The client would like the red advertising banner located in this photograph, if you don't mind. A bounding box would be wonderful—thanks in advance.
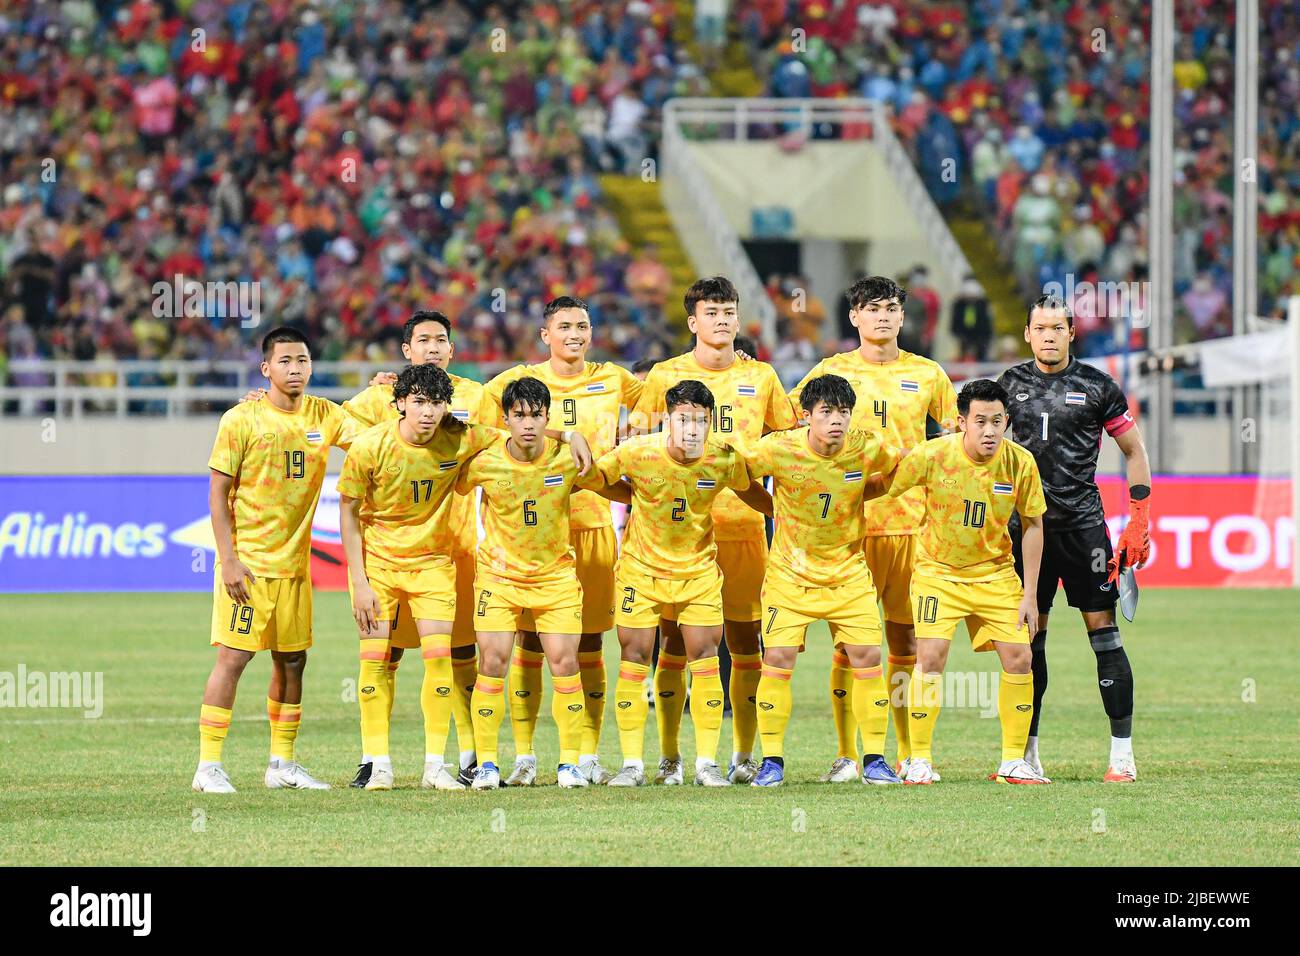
[1096,476,1293,587]
[305,477,1296,592]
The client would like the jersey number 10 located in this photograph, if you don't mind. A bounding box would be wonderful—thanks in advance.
[962,499,986,528]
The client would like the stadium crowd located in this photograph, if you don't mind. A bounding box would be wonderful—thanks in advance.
[0,0,705,376]
[742,0,1299,356]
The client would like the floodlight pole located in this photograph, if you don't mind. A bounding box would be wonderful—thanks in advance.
[1148,0,1174,473]
[1290,295,1300,587]
[1232,0,1259,473]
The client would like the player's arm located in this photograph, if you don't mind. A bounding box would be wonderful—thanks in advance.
[930,369,959,435]
[626,369,664,436]
[735,480,773,518]
[763,365,800,436]
[583,476,633,505]
[543,427,592,475]
[863,443,909,501]
[339,493,381,635]
[1109,424,1152,578]
[1017,512,1044,634]
[878,443,926,498]
[209,469,255,604]
[786,361,823,424]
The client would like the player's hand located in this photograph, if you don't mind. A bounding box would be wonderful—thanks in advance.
[369,371,398,387]
[222,559,256,605]
[240,387,266,403]
[566,431,593,476]
[1016,593,1039,634]
[352,580,381,635]
[735,349,753,362]
[1107,497,1151,583]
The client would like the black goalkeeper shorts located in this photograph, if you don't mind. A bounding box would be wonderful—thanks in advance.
[1012,521,1117,614]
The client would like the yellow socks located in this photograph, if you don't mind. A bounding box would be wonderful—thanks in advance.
[386,660,399,720]
[198,703,232,764]
[887,653,915,762]
[470,673,506,766]
[999,671,1035,762]
[420,635,454,761]
[729,651,762,758]
[578,649,606,759]
[756,662,794,759]
[654,651,687,760]
[451,652,478,755]
[551,672,586,766]
[688,656,725,766]
[908,670,943,762]
[829,649,856,760]
[509,646,544,756]
[267,697,301,762]
[851,665,890,757]
[614,660,650,765]
[358,638,392,758]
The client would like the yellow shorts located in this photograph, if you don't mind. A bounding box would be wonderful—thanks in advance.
[716,536,767,622]
[210,565,312,653]
[761,569,882,648]
[910,572,1028,652]
[362,561,458,625]
[615,560,724,630]
[474,571,585,634]
[351,554,476,651]
[573,525,617,634]
[863,534,916,625]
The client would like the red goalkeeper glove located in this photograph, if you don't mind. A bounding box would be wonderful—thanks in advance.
[1107,493,1151,583]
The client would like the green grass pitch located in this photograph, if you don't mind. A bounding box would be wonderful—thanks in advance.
[1,589,1296,866]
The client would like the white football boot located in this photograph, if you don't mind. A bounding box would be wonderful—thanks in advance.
[505,755,537,787]
[819,757,859,783]
[264,760,330,789]
[693,763,731,787]
[422,762,467,791]
[903,757,937,785]
[607,764,647,787]
[654,756,684,786]
[994,758,1052,785]
[557,764,589,789]
[578,757,613,785]
[192,764,236,794]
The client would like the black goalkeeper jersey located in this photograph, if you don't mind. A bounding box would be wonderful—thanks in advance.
[998,358,1135,532]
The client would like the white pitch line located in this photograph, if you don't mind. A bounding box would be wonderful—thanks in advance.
[0,714,268,726]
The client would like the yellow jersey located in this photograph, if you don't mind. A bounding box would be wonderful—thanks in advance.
[593,434,750,580]
[888,432,1047,582]
[632,351,797,542]
[484,360,643,532]
[790,348,957,537]
[746,428,902,587]
[335,419,502,571]
[342,373,491,556]
[208,394,359,578]
[455,437,602,584]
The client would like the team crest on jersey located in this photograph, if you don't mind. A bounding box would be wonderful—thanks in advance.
[736,384,757,397]
[696,479,717,489]
[899,380,919,393]
[451,409,469,421]
[844,471,863,482]
[305,430,323,444]
[439,460,457,470]
[993,482,1014,495]
[543,475,564,487]
[585,382,606,392]
[1065,391,1087,405]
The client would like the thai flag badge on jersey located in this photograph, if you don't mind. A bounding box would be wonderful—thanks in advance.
[844,471,863,482]
[697,478,717,489]
[439,460,458,471]
[451,409,470,421]
[993,482,1014,495]
[305,430,323,444]
[585,382,606,392]
[737,384,757,397]
[1065,391,1087,405]
[899,380,920,393]
[543,475,564,487]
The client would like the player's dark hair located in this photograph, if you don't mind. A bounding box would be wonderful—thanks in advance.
[957,378,1010,416]
[404,310,452,344]
[846,275,907,311]
[684,276,739,319]
[800,374,857,413]
[734,334,758,358]
[543,295,589,323]
[261,326,309,358]
[501,376,551,416]
[1027,293,1074,328]
[631,358,658,376]
[665,379,715,413]
[393,363,455,406]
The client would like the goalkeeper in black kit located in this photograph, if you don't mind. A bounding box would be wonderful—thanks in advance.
[998,295,1152,783]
